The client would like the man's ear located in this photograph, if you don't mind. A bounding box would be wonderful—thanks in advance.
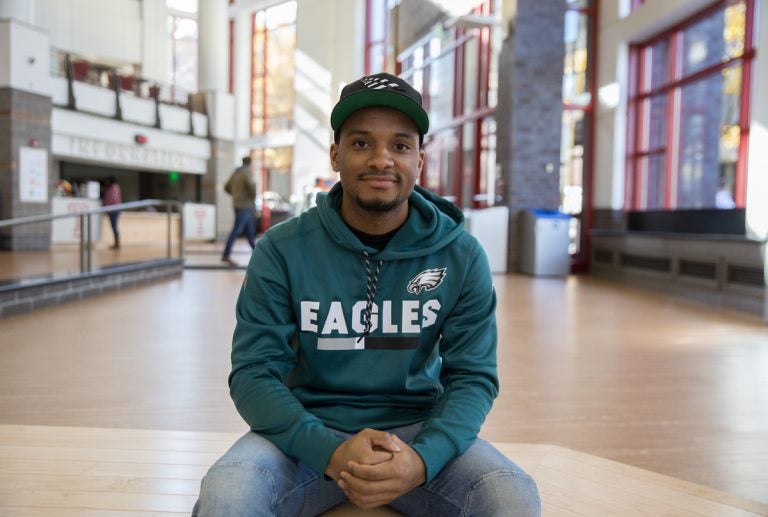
[418,148,425,174]
[330,143,339,172]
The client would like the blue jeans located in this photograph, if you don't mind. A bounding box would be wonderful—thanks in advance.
[222,208,256,258]
[192,424,540,516]
[108,211,120,245]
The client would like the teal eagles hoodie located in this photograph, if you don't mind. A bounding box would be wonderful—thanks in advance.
[229,183,498,483]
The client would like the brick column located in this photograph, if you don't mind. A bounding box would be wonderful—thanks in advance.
[205,138,235,240]
[0,88,53,251]
[497,0,565,272]
[1,17,54,250]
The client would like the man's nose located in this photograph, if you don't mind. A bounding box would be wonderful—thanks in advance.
[367,145,394,170]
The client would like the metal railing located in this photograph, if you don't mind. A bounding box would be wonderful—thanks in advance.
[0,200,184,280]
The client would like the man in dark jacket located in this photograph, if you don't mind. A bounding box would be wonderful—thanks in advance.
[195,73,540,516]
[221,156,257,266]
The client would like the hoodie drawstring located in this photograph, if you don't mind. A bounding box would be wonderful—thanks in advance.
[358,250,383,343]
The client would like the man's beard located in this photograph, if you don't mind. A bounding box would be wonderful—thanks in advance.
[354,193,405,212]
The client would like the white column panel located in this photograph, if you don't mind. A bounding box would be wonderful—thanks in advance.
[746,0,768,241]
[0,19,51,97]
[0,0,34,23]
[141,0,168,83]
[198,0,228,93]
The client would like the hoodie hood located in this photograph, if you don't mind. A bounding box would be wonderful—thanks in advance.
[316,183,465,260]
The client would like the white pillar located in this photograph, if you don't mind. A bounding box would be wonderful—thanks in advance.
[0,0,34,24]
[746,0,768,242]
[197,0,228,93]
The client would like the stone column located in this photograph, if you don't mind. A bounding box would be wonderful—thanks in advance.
[497,0,566,272]
[0,15,53,250]
[196,0,236,240]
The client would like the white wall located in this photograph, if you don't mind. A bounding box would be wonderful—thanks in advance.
[34,0,142,65]
[0,18,51,96]
[51,108,211,174]
[141,0,169,83]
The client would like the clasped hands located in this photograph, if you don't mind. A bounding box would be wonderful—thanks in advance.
[324,428,426,510]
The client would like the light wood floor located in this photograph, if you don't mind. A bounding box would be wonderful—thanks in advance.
[0,260,766,504]
[1,424,766,516]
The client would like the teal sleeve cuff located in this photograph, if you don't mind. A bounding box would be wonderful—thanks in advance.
[411,431,460,483]
[288,426,345,477]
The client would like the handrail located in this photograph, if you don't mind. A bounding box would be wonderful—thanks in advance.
[0,199,184,277]
[0,199,180,227]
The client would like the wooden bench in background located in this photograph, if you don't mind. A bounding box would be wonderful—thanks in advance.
[0,425,765,516]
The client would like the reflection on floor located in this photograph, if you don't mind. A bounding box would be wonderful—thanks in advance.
[0,263,766,504]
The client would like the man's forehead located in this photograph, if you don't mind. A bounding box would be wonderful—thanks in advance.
[341,107,420,138]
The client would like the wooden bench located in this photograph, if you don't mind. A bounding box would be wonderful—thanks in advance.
[0,425,765,516]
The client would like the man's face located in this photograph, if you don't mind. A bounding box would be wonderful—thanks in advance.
[330,107,425,223]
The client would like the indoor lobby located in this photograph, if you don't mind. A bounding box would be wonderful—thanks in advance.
[2,0,768,515]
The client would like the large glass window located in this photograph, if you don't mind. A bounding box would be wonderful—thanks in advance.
[166,0,198,103]
[561,1,596,263]
[250,1,297,136]
[627,0,753,210]
[365,0,398,74]
[396,0,500,209]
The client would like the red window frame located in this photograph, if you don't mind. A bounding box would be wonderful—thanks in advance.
[625,0,755,210]
[249,3,297,137]
[365,0,390,74]
[563,0,599,271]
[394,0,498,209]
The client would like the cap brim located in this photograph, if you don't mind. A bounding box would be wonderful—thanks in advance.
[331,90,429,135]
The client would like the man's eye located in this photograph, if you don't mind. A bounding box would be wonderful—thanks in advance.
[394,143,411,152]
[352,140,368,148]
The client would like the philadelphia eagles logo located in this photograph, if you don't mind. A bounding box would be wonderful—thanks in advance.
[407,268,447,294]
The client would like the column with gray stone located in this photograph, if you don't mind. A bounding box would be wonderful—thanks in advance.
[497,0,566,272]
[0,2,54,250]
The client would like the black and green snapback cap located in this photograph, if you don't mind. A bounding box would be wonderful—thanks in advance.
[330,73,430,136]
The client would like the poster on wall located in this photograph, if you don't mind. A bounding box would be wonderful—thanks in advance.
[19,146,48,202]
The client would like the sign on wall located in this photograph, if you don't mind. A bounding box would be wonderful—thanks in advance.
[183,203,216,240]
[19,146,48,202]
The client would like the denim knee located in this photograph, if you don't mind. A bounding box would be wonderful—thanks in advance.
[465,469,541,517]
[193,460,276,517]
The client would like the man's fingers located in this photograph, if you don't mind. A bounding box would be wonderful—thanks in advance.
[367,450,395,466]
[369,432,401,453]
[347,460,394,481]
[340,470,394,499]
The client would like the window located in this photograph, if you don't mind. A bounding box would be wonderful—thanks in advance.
[250,1,297,136]
[627,0,754,210]
[166,0,198,103]
[396,0,501,209]
[249,1,297,199]
[561,1,596,262]
[365,0,398,74]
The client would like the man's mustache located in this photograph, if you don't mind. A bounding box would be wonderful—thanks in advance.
[358,172,399,181]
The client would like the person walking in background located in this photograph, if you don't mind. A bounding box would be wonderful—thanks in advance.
[103,176,122,250]
[304,175,333,211]
[221,156,257,266]
[194,73,540,516]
